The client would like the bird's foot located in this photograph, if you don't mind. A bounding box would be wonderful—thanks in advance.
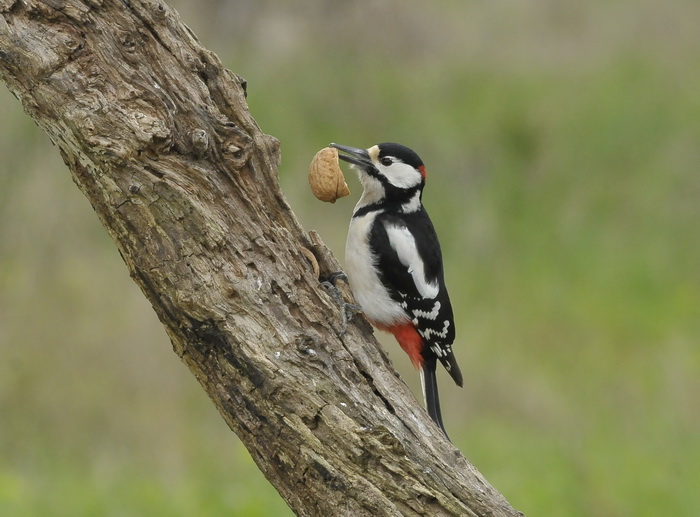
[321,271,362,334]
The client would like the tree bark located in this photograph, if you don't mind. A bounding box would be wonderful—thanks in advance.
[0,1,522,515]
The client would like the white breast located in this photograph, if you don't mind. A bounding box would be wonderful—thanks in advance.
[345,211,408,326]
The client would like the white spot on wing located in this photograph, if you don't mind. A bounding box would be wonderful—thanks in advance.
[413,301,441,320]
[430,345,445,357]
[422,320,451,340]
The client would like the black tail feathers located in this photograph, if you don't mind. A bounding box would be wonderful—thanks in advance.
[421,361,450,439]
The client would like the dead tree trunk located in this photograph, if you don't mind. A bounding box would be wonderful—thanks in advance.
[0,1,521,515]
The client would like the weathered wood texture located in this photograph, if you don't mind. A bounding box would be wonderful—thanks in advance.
[0,1,522,515]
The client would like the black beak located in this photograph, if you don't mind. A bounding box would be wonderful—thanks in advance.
[330,143,372,169]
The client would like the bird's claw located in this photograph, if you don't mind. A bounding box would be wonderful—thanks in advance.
[321,271,362,334]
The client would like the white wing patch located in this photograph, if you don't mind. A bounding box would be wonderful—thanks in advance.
[384,223,439,299]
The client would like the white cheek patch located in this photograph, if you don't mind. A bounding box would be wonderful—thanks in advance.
[384,223,439,299]
[383,162,422,189]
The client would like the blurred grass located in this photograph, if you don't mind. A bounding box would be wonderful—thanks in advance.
[2,1,700,515]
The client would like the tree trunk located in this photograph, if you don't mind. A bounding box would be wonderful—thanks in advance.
[0,1,522,515]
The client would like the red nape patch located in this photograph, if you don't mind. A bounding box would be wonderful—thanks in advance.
[418,165,427,179]
[371,320,424,369]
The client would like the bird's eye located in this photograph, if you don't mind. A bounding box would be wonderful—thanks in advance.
[380,157,393,166]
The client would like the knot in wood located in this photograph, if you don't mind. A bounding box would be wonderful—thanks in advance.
[221,135,252,168]
[154,2,167,17]
[119,30,137,53]
[190,128,209,157]
[295,334,323,362]
[131,111,170,143]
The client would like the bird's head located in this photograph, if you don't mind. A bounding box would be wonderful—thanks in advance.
[330,142,427,208]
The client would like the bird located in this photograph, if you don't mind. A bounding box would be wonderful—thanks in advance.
[330,142,463,436]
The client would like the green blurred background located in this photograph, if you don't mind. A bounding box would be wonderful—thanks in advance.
[2,1,699,515]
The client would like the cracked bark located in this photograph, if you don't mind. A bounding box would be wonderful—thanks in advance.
[0,1,522,516]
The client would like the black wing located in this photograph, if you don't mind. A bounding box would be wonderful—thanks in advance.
[369,209,462,386]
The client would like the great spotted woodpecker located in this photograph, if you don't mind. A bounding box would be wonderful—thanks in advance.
[330,142,463,436]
